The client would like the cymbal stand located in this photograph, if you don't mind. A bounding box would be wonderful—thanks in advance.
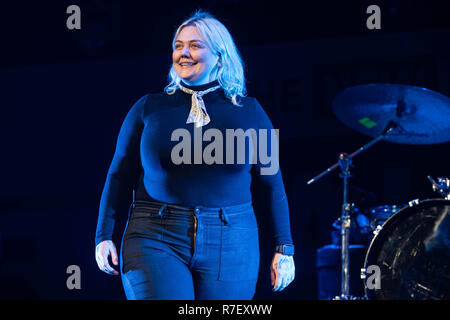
[307,124,395,300]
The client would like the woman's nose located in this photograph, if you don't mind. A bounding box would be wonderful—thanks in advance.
[180,46,190,56]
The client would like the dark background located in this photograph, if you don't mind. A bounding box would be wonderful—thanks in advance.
[0,0,449,299]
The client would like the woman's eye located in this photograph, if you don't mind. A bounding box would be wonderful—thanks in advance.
[174,43,202,50]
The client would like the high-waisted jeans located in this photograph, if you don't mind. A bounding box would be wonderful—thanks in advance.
[120,200,260,300]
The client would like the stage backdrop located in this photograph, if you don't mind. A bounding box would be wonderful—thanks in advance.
[1,29,449,299]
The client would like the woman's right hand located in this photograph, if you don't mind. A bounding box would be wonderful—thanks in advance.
[95,240,119,275]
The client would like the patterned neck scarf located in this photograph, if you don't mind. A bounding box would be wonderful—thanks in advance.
[179,84,221,128]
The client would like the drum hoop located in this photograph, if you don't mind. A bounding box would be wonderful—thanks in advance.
[362,198,450,296]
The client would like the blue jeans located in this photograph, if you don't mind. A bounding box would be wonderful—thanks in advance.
[120,200,260,300]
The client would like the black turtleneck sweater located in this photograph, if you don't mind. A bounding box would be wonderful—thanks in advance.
[95,80,293,247]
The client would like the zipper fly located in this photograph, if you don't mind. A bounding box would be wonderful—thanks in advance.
[193,214,198,252]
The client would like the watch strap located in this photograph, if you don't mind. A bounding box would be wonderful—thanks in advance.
[275,244,295,256]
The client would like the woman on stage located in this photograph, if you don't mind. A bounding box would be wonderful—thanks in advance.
[95,10,295,300]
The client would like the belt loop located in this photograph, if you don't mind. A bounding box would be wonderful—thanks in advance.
[158,204,167,218]
[219,208,230,225]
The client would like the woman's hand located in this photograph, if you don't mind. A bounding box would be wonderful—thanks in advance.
[270,252,295,291]
[95,240,119,275]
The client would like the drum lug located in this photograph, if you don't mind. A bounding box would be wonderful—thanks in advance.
[408,199,420,207]
[372,224,383,236]
[360,268,367,279]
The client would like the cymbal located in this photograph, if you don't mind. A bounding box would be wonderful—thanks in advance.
[332,83,450,145]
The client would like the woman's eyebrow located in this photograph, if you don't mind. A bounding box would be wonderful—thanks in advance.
[174,39,205,44]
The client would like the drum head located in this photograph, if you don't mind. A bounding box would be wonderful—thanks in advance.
[364,199,450,300]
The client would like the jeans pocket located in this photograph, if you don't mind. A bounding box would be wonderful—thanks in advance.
[218,213,260,281]
[125,206,164,242]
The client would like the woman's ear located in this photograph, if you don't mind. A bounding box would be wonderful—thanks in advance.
[217,53,222,67]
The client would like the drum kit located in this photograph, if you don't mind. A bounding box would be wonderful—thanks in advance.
[307,83,450,300]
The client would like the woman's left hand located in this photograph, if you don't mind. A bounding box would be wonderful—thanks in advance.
[270,252,295,292]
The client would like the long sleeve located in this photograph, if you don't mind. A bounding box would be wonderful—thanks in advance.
[251,98,293,246]
[95,94,148,247]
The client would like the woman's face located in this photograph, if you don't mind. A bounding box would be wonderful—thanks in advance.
[172,25,219,86]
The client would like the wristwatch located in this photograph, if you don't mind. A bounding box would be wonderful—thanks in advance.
[275,244,295,256]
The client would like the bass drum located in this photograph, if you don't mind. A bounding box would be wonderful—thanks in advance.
[363,199,450,300]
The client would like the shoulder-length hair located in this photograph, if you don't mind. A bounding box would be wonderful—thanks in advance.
[164,10,246,106]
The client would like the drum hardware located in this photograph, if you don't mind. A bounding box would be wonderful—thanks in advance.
[359,267,373,284]
[408,199,420,207]
[331,206,371,245]
[366,204,405,238]
[310,83,450,299]
[372,224,383,237]
[307,122,396,300]
[360,268,366,280]
[427,176,450,200]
